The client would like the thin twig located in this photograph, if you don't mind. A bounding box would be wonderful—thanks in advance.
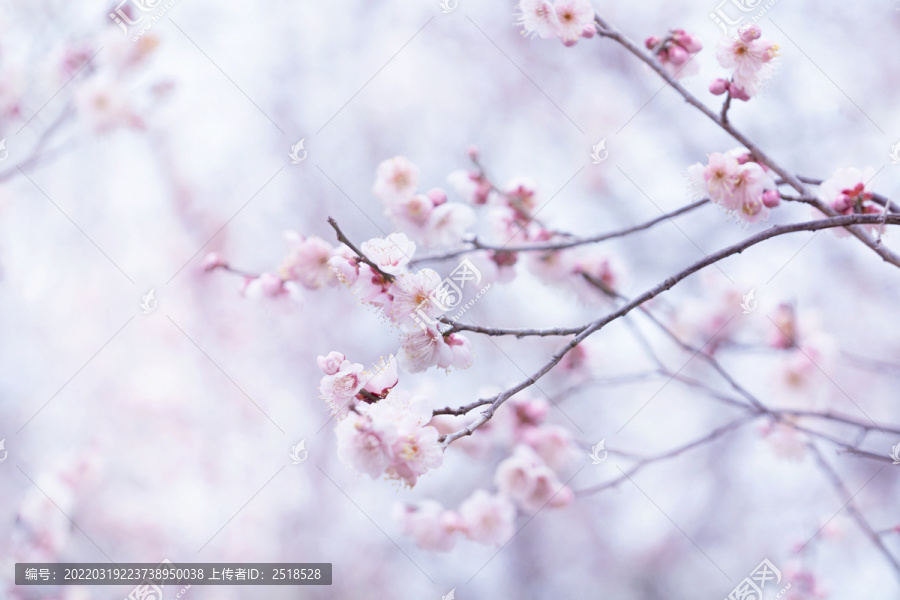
[327,217,395,283]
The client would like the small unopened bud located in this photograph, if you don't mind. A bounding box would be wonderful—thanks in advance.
[667,45,689,65]
[709,78,730,95]
[426,188,447,206]
[728,83,751,101]
[762,189,781,208]
[740,24,762,42]
[645,35,662,50]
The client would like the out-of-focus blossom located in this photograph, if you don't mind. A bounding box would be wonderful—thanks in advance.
[373,156,419,202]
[393,501,461,551]
[459,490,516,546]
[280,232,340,289]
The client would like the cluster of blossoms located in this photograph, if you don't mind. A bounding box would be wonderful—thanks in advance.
[645,29,703,78]
[710,25,779,101]
[203,231,351,305]
[0,25,166,139]
[329,235,475,373]
[327,371,445,487]
[395,393,577,550]
[688,148,781,223]
[372,156,474,248]
[448,153,626,302]
[516,0,596,46]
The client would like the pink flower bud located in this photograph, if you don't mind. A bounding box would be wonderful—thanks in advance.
[645,35,662,50]
[678,34,702,53]
[581,24,596,39]
[709,78,730,95]
[762,189,781,208]
[202,252,227,272]
[317,351,346,375]
[728,83,751,101]
[832,195,851,213]
[549,485,574,508]
[740,24,762,42]
[426,187,448,206]
[467,145,479,161]
[258,272,284,296]
[667,44,689,66]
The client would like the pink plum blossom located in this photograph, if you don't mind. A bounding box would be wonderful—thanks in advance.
[393,501,461,551]
[373,156,419,202]
[280,232,339,289]
[423,202,476,247]
[360,232,416,275]
[495,445,570,512]
[336,389,444,486]
[517,0,562,40]
[517,0,595,45]
[389,268,444,328]
[320,359,366,415]
[398,325,454,373]
[459,490,516,546]
[716,25,779,97]
[317,351,346,375]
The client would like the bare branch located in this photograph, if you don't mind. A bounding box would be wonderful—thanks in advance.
[418,199,710,262]
[808,444,900,579]
[440,214,900,446]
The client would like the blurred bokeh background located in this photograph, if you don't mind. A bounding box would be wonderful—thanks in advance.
[1,0,900,598]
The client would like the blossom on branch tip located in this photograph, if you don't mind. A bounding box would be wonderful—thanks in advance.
[360,232,416,275]
[280,232,340,289]
[317,351,346,376]
[715,25,779,98]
